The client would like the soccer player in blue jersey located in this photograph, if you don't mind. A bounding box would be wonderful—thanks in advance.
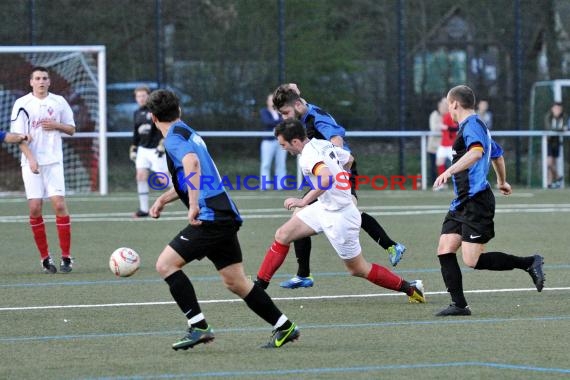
[258,83,405,290]
[433,85,545,316]
[146,89,299,349]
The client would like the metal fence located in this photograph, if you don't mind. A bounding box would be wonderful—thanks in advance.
[3,0,564,133]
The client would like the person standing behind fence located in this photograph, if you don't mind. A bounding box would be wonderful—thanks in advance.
[428,97,447,184]
[10,66,75,274]
[129,86,169,217]
[477,99,493,130]
[434,110,459,190]
[544,102,566,189]
[259,93,287,190]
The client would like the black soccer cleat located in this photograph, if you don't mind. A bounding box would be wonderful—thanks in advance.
[262,322,300,348]
[526,254,545,292]
[172,326,215,351]
[42,257,57,274]
[435,304,472,317]
[60,257,73,273]
[133,210,149,218]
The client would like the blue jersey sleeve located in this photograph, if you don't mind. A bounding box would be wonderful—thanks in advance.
[490,139,503,159]
[0,130,6,142]
[164,128,196,163]
[314,119,346,141]
[463,119,487,151]
[306,104,346,141]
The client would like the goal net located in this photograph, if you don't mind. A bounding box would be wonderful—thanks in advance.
[0,46,106,195]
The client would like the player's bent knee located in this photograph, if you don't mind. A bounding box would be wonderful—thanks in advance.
[221,275,249,296]
[344,261,368,278]
[274,228,292,245]
[154,260,169,277]
[155,257,181,278]
[462,256,478,268]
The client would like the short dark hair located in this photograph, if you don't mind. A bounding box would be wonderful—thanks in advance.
[30,66,49,79]
[272,85,301,110]
[448,85,476,110]
[274,118,306,142]
[146,89,180,122]
[134,85,151,95]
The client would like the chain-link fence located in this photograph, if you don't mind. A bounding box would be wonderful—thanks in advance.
[2,0,568,191]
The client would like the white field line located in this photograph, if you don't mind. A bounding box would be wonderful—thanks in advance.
[2,204,570,223]
[1,287,568,312]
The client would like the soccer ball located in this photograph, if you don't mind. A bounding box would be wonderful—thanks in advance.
[109,247,140,277]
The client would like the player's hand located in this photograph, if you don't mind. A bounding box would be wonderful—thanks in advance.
[284,197,304,210]
[498,181,512,195]
[22,134,32,143]
[40,120,58,131]
[129,145,137,162]
[149,199,164,219]
[188,205,202,226]
[286,83,301,95]
[29,159,39,174]
[433,171,451,190]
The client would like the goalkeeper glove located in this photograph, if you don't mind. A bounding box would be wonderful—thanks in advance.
[129,145,137,162]
[156,139,165,158]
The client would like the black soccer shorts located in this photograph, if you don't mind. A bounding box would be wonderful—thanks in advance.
[441,187,496,244]
[169,220,243,270]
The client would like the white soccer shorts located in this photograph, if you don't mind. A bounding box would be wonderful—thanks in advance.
[135,146,168,173]
[436,145,454,162]
[297,201,362,260]
[22,162,66,199]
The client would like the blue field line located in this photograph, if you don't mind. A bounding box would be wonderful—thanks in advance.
[1,264,568,289]
[2,315,569,343]
[82,361,570,379]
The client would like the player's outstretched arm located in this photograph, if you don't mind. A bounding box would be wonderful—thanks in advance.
[491,156,512,195]
[3,132,29,144]
[150,187,179,218]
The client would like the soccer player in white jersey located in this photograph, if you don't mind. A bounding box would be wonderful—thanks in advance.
[255,119,426,303]
[10,66,76,274]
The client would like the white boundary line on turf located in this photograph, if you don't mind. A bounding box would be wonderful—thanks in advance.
[1,287,567,312]
[0,192,542,203]
[2,204,570,223]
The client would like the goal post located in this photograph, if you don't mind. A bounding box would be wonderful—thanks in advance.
[0,45,107,195]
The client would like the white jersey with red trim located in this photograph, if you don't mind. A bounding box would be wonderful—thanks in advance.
[10,92,75,166]
[298,138,353,211]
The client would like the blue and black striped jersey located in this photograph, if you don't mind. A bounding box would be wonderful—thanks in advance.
[164,121,242,223]
[301,103,350,153]
[450,114,503,211]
